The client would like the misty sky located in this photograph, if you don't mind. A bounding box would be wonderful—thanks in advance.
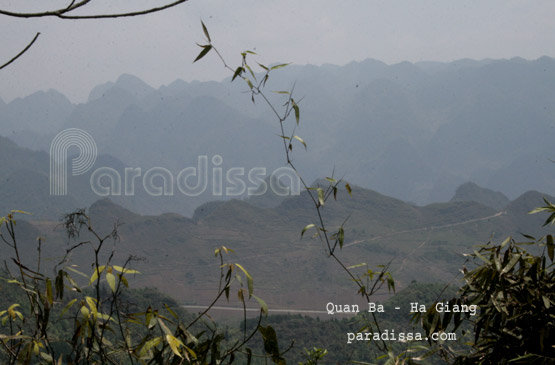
[1,0,555,103]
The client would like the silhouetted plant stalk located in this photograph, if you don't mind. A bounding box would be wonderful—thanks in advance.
[194,21,396,353]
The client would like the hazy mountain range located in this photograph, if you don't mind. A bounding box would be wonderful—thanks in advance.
[1,56,555,216]
[1,178,552,309]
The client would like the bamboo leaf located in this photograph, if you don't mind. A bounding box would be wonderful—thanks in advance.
[166,334,183,358]
[501,254,521,275]
[301,224,316,238]
[345,183,352,196]
[292,99,300,125]
[113,266,140,274]
[106,272,117,293]
[252,294,268,315]
[89,266,105,285]
[338,227,344,249]
[232,66,244,82]
[235,263,253,298]
[270,63,290,70]
[85,296,98,319]
[317,188,325,206]
[60,299,77,317]
[201,20,211,42]
[547,235,554,261]
[293,135,307,150]
[193,45,212,63]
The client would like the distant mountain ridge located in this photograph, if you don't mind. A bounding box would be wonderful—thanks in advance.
[3,181,553,309]
[1,56,555,215]
[450,181,510,210]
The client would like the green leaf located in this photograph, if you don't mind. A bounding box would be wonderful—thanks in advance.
[345,183,352,196]
[112,266,140,274]
[257,62,268,71]
[252,294,268,315]
[80,304,90,318]
[293,135,307,150]
[338,227,344,249]
[474,250,491,265]
[543,212,555,226]
[500,236,511,248]
[86,296,98,319]
[166,334,184,358]
[501,253,521,274]
[270,63,290,70]
[245,64,256,81]
[193,44,212,63]
[201,20,211,42]
[547,235,554,261]
[60,299,77,317]
[347,263,367,269]
[66,266,88,279]
[10,210,31,215]
[301,224,315,238]
[292,99,300,125]
[140,337,163,357]
[235,263,253,298]
[157,318,173,336]
[40,351,53,362]
[106,272,117,293]
[232,66,244,82]
[258,325,283,362]
[542,295,550,309]
[89,265,105,285]
[184,345,197,360]
[64,272,81,292]
[164,304,179,320]
[317,188,325,206]
[119,274,128,287]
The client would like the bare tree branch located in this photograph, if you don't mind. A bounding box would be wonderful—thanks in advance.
[0,0,190,70]
[0,0,189,19]
[0,32,40,70]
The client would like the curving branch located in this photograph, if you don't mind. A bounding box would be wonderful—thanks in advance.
[0,0,190,70]
[0,32,40,70]
[0,0,189,19]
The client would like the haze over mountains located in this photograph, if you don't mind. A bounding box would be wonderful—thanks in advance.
[2,53,555,308]
[1,181,552,308]
[1,56,555,217]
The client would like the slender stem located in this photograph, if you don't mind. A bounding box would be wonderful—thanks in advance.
[0,0,189,19]
[0,33,40,70]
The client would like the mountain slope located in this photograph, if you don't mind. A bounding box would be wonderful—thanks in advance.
[3,181,550,309]
[451,181,510,210]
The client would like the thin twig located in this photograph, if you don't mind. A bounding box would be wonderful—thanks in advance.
[0,32,40,70]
